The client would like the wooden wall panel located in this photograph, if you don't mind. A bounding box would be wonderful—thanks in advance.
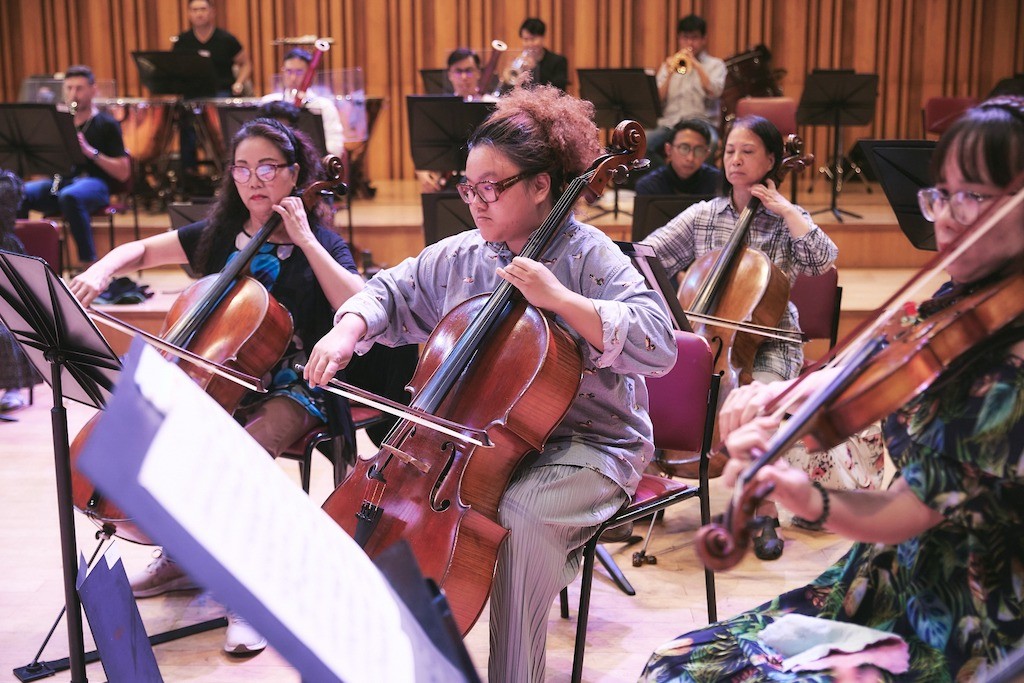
[1,0,1021,182]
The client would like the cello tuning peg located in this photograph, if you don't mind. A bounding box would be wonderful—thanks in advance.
[633,158,652,172]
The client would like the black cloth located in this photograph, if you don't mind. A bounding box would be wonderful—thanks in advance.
[172,27,242,94]
[531,49,568,90]
[634,163,722,196]
[0,233,41,390]
[73,111,127,191]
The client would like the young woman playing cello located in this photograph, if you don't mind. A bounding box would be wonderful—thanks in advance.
[70,118,364,655]
[640,95,1024,682]
[305,85,676,683]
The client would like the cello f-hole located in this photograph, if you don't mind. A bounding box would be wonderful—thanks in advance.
[430,441,457,512]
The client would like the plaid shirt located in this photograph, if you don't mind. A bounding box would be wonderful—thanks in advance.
[642,196,838,380]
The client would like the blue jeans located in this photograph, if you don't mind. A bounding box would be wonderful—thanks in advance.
[22,177,109,263]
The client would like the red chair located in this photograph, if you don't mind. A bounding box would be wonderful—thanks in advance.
[922,96,979,137]
[735,96,802,202]
[279,405,391,493]
[790,266,843,368]
[14,218,62,274]
[559,331,720,683]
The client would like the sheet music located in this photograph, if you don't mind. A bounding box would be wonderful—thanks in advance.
[125,345,462,683]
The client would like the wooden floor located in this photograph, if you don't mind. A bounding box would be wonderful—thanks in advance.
[0,392,853,683]
[1,180,914,682]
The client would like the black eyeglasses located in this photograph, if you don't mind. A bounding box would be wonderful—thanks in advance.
[456,171,531,204]
[917,187,996,225]
[672,142,710,158]
[229,163,293,184]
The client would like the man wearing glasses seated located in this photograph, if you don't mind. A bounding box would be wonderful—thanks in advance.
[635,119,722,196]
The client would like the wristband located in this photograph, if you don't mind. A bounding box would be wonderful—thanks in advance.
[793,481,830,531]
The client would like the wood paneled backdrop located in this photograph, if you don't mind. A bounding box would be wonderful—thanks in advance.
[1,0,1022,181]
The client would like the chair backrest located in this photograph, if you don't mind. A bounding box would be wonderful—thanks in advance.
[922,96,979,136]
[735,96,798,137]
[646,331,716,453]
[790,266,842,348]
[13,219,62,272]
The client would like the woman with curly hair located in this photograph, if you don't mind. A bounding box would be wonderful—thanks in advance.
[69,117,364,655]
[305,85,677,682]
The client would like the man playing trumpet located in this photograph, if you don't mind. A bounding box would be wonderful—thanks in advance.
[647,14,726,169]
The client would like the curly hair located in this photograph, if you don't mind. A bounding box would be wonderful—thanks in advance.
[933,95,1024,189]
[0,168,24,238]
[195,118,328,274]
[467,85,602,201]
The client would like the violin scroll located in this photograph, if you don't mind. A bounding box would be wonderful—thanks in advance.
[777,134,814,182]
[583,120,648,203]
[300,154,348,208]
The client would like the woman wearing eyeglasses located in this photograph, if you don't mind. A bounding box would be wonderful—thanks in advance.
[305,85,676,683]
[640,95,1024,683]
[69,117,364,655]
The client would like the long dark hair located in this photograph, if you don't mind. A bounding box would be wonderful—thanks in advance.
[933,95,1024,188]
[0,169,24,240]
[195,118,326,274]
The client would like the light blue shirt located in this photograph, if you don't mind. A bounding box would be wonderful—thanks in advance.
[335,218,677,494]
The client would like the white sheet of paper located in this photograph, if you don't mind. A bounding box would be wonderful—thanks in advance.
[131,345,461,683]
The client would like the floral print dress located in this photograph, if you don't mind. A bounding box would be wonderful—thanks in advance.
[640,330,1024,682]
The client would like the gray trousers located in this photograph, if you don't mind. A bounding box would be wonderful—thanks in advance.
[488,463,627,683]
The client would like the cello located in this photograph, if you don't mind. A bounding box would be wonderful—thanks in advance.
[696,177,1024,571]
[656,136,810,477]
[70,156,347,545]
[320,121,648,634]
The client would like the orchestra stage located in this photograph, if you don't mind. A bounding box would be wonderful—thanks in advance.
[3,179,913,682]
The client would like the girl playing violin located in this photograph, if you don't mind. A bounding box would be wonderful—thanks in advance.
[640,95,1024,681]
[70,118,364,655]
[305,85,676,683]
[642,116,880,561]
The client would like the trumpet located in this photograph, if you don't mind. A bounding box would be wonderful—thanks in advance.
[668,49,691,75]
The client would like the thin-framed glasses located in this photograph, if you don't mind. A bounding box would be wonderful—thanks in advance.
[672,142,710,158]
[917,187,996,225]
[456,171,531,204]
[229,163,293,184]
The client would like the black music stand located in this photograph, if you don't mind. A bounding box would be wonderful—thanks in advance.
[858,139,937,251]
[132,51,218,99]
[216,104,328,157]
[578,69,662,219]
[420,69,451,95]
[631,194,713,242]
[0,104,85,177]
[421,193,475,246]
[0,251,120,682]
[797,70,878,222]
[407,95,495,174]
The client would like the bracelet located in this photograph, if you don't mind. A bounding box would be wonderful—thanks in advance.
[793,481,830,531]
[92,148,100,160]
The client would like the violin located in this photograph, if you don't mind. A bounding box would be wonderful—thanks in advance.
[696,176,1024,571]
[657,136,811,477]
[70,157,348,544]
[321,122,649,634]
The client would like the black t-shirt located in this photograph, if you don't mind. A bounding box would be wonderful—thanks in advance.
[176,219,357,355]
[635,163,722,196]
[172,27,242,93]
[73,111,126,190]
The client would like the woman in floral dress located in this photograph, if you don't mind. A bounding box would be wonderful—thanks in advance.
[640,96,1024,682]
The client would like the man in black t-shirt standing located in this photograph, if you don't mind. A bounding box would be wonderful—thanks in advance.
[19,65,130,268]
[172,0,250,96]
[173,0,251,179]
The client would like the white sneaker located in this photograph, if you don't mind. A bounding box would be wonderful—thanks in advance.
[128,549,199,598]
[224,611,267,655]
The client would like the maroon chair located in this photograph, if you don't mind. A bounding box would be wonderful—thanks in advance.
[735,96,802,202]
[559,331,720,683]
[790,266,843,368]
[922,96,979,137]
[14,218,62,273]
